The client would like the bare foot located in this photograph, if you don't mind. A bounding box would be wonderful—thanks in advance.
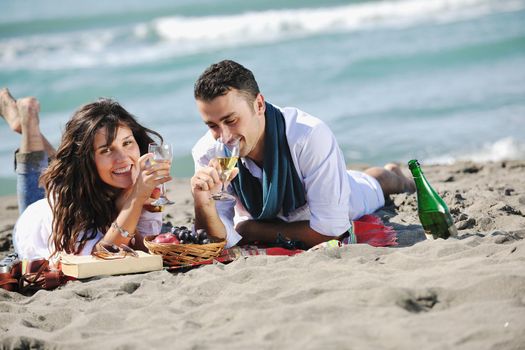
[16,96,40,131]
[0,88,21,133]
[384,162,416,193]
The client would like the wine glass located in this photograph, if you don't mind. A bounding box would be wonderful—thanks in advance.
[148,142,174,206]
[211,137,240,201]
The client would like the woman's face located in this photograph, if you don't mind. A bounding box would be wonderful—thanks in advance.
[93,125,140,189]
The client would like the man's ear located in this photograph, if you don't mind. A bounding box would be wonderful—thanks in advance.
[255,93,265,115]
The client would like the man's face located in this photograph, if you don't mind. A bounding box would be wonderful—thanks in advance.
[197,89,265,160]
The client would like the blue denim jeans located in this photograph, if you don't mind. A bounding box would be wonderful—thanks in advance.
[15,150,48,214]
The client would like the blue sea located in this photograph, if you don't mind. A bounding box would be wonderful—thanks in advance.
[1,0,524,196]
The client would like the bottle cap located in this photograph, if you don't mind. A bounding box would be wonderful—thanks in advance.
[408,159,420,170]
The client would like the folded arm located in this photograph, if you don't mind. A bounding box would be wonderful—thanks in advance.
[235,219,335,248]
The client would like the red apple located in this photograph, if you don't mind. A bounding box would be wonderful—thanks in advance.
[152,233,180,244]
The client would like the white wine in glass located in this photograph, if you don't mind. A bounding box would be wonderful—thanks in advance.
[148,142,174,206]
[211,137,240,201]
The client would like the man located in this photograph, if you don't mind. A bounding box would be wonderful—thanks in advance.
[190,60,414,248]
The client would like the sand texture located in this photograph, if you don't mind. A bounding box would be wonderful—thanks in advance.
[0,161,524,349]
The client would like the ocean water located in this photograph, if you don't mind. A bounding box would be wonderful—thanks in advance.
[1,0,524,196]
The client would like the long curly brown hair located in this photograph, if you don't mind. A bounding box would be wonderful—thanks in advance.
[40,99,162,256]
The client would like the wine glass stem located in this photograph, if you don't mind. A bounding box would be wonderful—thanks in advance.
[160,183,166,198]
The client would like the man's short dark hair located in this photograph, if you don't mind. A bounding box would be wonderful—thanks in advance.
[194,60,260,103]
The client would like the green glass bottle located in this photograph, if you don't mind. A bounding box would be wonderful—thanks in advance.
[408,159,458,240]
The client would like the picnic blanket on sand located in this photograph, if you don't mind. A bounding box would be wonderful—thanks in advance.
[169,214,397,270]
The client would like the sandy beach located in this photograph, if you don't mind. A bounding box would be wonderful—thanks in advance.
[1,161,524,349]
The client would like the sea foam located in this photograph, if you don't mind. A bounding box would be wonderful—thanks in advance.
[427,137,525,164]
[151,0,525,44]
[1,0,523,71]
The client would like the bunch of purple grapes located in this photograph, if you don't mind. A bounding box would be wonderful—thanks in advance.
[170,226,210,245]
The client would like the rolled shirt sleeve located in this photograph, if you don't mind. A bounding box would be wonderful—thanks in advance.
[216,200,243,248]
[136,210,163,237]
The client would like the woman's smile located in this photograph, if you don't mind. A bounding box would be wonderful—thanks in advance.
[112,164,133,175]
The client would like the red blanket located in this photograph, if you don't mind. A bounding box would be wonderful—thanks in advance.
[168,215,396,270]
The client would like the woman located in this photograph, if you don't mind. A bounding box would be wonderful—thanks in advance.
[0,88,171,260]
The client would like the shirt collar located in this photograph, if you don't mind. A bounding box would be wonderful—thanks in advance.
[240,157,263,179]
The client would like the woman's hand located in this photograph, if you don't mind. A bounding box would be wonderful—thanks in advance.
[136,153,172,200]
[127,153,172,205]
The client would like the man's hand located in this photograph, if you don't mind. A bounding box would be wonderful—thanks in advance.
[190,162,239,205]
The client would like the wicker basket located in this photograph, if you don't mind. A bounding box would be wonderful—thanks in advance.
[144,235,226,267]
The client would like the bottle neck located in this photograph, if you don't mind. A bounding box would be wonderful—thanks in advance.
[408,159,423,178]
[411,168,429,193]
[410,167,423,178]
[409,162,430,189]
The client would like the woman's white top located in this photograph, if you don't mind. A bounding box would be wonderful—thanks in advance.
[13,198,162,260]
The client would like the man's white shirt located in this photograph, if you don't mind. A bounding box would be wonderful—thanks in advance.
[192,104,384,248]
